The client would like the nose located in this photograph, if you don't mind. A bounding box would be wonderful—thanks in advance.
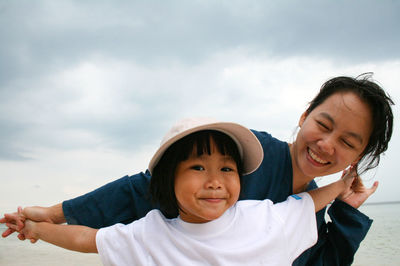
[317,135,335,155]
[206,173,222,189]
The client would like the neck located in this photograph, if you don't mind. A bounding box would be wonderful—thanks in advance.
[292,175,313,194]
[289,143,315,194]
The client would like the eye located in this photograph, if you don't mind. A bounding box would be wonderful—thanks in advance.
[190,165,204,171]
[342,139,354,149]
[221,167,233,172]
[317,120,330,130]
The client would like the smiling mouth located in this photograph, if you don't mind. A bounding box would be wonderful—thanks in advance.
[200,198,225,203]
[308,148,329,165]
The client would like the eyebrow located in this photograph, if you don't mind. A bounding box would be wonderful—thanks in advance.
[319,112,364,144]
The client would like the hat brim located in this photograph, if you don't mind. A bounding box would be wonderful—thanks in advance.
[148,122,263,176]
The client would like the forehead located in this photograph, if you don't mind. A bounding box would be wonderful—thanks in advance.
[312,92,373,142]
[189,138,235,159]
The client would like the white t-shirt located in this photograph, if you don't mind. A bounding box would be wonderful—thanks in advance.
[96,192,317,266]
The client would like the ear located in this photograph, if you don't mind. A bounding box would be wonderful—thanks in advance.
[299,111,308,127]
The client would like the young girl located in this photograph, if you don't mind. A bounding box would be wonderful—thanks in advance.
[7,118,356,265]
[3,74,394,265]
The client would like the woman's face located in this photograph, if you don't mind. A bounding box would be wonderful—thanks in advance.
[291,91,373,179]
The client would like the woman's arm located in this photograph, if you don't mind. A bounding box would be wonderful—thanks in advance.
[294,200,372,266]
[62,172,154,228]
[294,170,376,266]
[2,172,154,240]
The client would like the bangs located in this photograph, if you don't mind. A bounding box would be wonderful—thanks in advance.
[176,130,242,169]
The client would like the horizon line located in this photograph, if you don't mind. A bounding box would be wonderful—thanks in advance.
[364,200,400,205]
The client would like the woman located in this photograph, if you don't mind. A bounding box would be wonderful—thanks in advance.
[2,74,394,265]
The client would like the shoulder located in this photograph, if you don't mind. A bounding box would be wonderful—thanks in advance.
[251,129,274,143]
[236,199,274,208]
[251,129,288,152]
[272,192,315,219]
[235,199,275,217]
[142,209,169,224]
[249,129,291,175]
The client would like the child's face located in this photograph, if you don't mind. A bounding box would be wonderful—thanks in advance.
[174,140,240,223]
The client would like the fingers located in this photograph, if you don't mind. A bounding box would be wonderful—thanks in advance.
[1,227,15,238]
[367,181,379,195]
[350,176,365,193]
[16,207,25,230]
[5,222,19,231]
[341,169,349,178]
[1,208,29,241]
[18,233,26,241]
[4,212,19,221]
[341,165,358,180]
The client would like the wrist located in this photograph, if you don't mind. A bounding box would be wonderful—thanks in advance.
[48,204,66,224]
[24,220,40,240]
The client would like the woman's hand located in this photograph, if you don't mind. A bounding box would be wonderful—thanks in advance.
[337,167,379,209]
[1,205,57,241]
[1,206,25,239]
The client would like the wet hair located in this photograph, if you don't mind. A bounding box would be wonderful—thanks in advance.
[306,73,394,173]
[149,130,243,218]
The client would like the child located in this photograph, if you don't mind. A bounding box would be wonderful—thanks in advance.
[5,117,356,265]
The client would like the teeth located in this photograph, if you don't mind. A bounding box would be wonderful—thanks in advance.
[308,148,328,164]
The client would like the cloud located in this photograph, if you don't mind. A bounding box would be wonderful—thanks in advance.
[1,0,399,85]
[2,49,398,161]
[0,0,399,208]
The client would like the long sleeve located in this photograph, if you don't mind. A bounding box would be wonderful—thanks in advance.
[293,200,372,266]
[62,171,154,228]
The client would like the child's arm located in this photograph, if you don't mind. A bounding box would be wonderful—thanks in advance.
[308,165,357,212]
[20,219,98,253]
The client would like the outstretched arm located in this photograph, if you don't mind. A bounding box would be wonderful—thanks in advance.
[2,172,153,240]
[59,173,153,228]
[294,166,376,266]
[10,217,98,253]
[307,165,356,212]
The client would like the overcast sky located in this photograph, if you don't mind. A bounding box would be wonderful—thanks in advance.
[1,0,399,212]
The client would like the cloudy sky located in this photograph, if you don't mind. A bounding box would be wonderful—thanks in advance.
[1,0,399,212]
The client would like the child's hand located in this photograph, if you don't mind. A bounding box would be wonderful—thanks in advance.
[20,220,39,243]
[337,165,379,209]
[341,165,357,188]
[1,206,53,241]
[1,207,25,239]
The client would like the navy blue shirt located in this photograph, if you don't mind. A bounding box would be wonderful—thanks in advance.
[63,130,372,265]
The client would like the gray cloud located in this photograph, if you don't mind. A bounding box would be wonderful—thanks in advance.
[1,0,399,76]
[1,0,399,161]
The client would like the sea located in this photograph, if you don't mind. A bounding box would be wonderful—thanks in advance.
[0,202,399,266]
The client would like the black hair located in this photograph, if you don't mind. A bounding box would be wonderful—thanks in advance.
[306,73,394,173]
[149,130,243,218]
